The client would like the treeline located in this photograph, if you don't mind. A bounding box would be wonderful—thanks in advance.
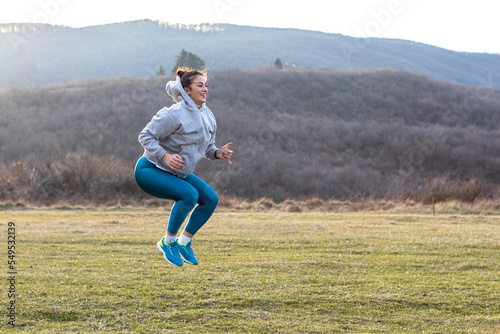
[1,68,500,205]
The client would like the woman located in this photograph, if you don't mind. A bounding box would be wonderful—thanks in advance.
[134,68,233,267]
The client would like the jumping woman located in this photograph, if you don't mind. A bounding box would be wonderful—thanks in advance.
[134,68,234,267]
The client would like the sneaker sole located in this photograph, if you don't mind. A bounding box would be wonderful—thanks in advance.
[157,242,182,267]
[178,252,198,265]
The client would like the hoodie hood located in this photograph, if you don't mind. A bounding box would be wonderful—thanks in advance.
[166,76,201,111]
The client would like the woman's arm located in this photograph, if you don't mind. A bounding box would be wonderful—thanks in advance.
[215,142,233,165]
[138,108,178,160]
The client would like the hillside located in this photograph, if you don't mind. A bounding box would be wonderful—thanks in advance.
[0,20,499,89]
[1,68,500,204]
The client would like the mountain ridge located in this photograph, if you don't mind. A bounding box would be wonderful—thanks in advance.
[1,19,499,89]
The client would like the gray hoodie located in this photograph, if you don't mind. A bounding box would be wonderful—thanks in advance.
[138,76,219,178]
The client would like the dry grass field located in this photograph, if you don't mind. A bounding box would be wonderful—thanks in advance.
[0,205,499,333]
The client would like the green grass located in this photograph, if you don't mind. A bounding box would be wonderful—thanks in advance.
[0,208,499,333]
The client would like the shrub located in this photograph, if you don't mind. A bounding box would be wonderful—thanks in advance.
[421,176,484,204]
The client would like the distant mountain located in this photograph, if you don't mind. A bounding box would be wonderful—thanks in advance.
[1,19,499,89]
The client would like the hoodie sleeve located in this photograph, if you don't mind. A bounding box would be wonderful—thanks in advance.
[204,107,219,161]
[204,123,219,161]
[138,108,179,160]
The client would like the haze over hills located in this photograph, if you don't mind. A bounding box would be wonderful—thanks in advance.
[1,19,499,89]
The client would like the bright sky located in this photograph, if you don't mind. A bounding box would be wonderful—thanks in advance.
[1,0,499,54]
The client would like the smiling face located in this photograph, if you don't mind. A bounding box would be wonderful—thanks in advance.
[184,75,208,108]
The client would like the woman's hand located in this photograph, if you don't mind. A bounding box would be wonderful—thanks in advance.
[162,153,184,170]
[217,142,234,165]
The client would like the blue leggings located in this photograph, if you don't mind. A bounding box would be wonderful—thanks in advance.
[134,157,219,236]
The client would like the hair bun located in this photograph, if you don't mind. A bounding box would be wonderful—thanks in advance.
[176,67,191,78]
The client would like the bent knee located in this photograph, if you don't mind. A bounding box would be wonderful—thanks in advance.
[201,190,219,208]
[182,189,200,207]
[211,192,219,207]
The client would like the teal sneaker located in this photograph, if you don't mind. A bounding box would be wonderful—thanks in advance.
[156,237,183,267]
[176,240,198,265]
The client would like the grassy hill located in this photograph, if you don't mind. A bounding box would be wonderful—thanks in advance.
[0,20,499,89]
[1,68,499,205]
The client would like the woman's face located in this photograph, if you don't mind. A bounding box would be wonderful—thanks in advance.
[185,75,208,107]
